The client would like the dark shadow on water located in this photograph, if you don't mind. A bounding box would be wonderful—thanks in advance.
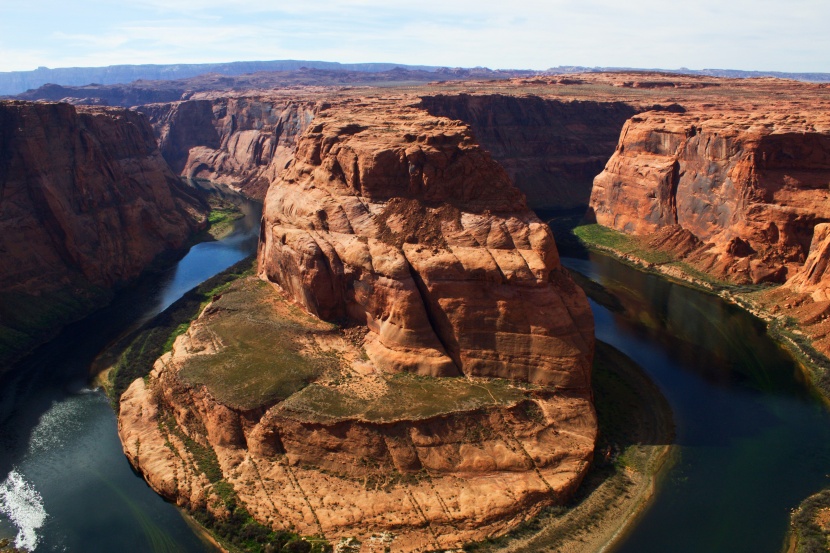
[557,244,830,553]
[0,182,260,551]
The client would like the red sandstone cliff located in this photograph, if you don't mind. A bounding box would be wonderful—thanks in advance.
[119,98,598,551]
[140,97,317,199]
[0,101,207,364]
[259,99,594,387]
[419,94,639,210]
[590,110,830,284]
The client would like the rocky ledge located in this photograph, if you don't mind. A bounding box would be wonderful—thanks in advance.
[119,99,597,551]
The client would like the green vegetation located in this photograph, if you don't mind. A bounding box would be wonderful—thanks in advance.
[204,196,245,240]
[789,489,830,553]
[0,280,111,367]
[573,223,737,290]
[574,224,674,265]
[463,341,674,552]
[767,317,830,403]
[158,411,331,553]
[282,373,530,423]
[176,277,336,411]
[107,256,256,402]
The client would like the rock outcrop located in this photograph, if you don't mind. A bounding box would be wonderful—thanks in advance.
[419,94,639,210]
[590,110,830,284]
[120,98,597,551]
[139,97,317,198]
[0,100,207,365]
[259,99,594,387]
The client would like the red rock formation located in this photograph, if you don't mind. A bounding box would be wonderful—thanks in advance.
[418,94,639,210]
[259,99,594,388]
[140,96,317,198]
[119,274,596,552]
[0,100,207,364]
[119,98,597,551]
[786,223,830,301]
[590,111,830,284]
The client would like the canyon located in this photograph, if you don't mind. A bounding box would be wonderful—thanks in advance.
[114,73,830,551]
[5,69,830,552]
[0,101,208,367]
[119,98,598,552]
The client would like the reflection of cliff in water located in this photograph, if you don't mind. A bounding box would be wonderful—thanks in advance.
[562,252,830,553]
[0,182,259,552]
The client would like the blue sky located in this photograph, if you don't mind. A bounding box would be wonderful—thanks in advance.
[0,0,828,72]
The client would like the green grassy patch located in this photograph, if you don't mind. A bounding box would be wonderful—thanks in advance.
[573,224,738,290]
[767,317,830,403]
[573,224,674,265]
[107,256,256,402]
[282,374,531,423]
[205,196,245,240]
[176,277,337,411]
[789,489,830,553]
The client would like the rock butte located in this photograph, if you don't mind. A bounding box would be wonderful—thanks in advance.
[0,100,207,365]
[112,73,830,549]
[119,98,597,551]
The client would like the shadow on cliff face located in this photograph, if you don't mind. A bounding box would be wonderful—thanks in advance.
[535,206,594,258]
[418,94,639,211]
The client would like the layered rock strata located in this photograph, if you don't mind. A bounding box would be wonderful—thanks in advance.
[259,100,594,387]
[419,94,639,210]
[121,99,597,551]
[140,97,317,198]
[0,101,207,364]
[590,110,830,284]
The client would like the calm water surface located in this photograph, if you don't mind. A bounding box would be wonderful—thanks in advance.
[3,198,829,552]
[0,184,260,552]
[562,253,830,553]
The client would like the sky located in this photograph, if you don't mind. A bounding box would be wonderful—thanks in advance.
[0,0,828,73]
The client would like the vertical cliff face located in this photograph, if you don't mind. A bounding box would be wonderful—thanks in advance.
[590,111,830,284]
[140,97,317,199]
[418,93,639,210]
[119,98,598,551]
[0,101,207,364]
[258,100,595,388]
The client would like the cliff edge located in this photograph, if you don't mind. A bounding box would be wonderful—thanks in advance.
[119,99,597,551]
[0,101,207,366]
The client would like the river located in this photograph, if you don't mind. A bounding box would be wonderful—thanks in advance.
[2,194,829,551]
[0,183,260,552]
[562,252,830,553]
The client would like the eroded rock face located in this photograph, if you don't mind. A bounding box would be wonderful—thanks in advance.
[787,223,830,301]
[419,94,639,210]
[590,111,830,284]
[140,97,317,198]
[0,101,207,363]
[120,99,597,551]
[259,100,594,388]
[119,276,596,552]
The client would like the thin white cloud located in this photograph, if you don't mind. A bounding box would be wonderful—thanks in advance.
[0,0,828,72]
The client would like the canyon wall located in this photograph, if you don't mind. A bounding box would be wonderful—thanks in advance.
[259,99,595,387]
[121,98,598,551]
[418,94,639,210]
[139,97,317,198]
[0,100,207,365]
[590,110,830,284]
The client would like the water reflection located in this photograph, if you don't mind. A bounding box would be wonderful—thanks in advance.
[0,183,260,551]
[562,253,830,553]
